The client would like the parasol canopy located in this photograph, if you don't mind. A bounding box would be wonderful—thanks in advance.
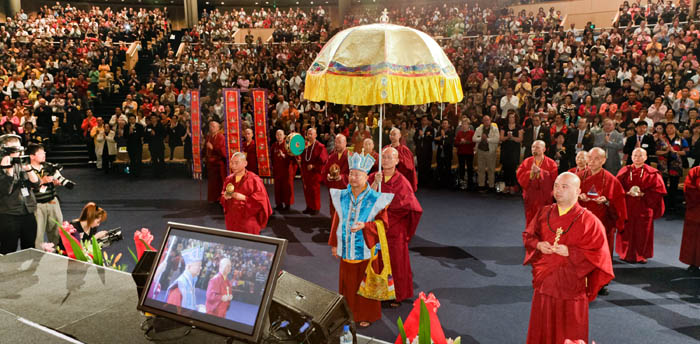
[304,23,463,106]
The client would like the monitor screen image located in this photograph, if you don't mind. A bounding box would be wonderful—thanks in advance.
[138,222,287,342]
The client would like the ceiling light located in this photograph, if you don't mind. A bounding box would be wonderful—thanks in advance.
[221,1,224,4]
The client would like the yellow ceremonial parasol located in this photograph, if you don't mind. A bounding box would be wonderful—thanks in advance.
[304,23,463,190]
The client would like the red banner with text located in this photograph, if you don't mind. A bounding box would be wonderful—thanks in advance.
[190,90,202,179]
[224,89,241,174]
[252,89,271,179]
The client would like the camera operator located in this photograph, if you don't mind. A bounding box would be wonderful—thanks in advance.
[27,143,75,248]
[0,134,40,254]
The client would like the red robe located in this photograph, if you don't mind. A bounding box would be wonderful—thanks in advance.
[523,203,614,344]
[517,156,559,225]
[322,149,349,218]
[271,141,296,207]
[615,164,666,262]
[205,273,233,317]
[300,141,328,211]
[244,140,258,175]
[369,171,423,302]
[219,170,273,234]
[384,144,418,192]
[577,168,628,257]
[680,166,700,266]
[205,132,227,202]
[166,287,182,307]
[328,210,387,323]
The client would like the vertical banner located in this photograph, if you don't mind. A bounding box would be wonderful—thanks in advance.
[252,89,271,180]
[223,88,241,174]
[190,90,202,180]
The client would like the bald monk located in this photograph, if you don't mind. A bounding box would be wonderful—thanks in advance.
[568,151,588,174]
[369,147,422,305]
[517,140,559,225]
[205,120,227,203]
[321,134,349,218]
[271,129,296,211]
[363,138,380,174]
[384,128,418,192]
[577,147,627,295]
[300,128,328,215]
[615,148,666,263]
[220,152,272,234]
[523,172,614,344]
[243,128,258,174]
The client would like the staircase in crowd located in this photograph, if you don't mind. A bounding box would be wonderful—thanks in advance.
[47,144,91,168]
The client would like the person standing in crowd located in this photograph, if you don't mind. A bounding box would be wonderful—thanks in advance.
[146,114,166,177]
[0,134,39,254]
[271,130,296,212]
[523,172,614,344]
[126,114,144,178]
[680,165,700,272]
[205,257,233,317]
[548,132,572,173]
[82,109,98,164]
[615,148,666,264]
[577,147,627,295]
[369,147,422,307]
[474,115,500,192]
[623,121,656,165]
[454,118,475,190]
[91,117,106,170]
[205,120,227,205]
[500,110,523,194]
[167,117,185,161]
[243,128,258,175]
[566,117,594,162]
[414,116,434,188]
[220,152,272,235]
[300,128,327,215]
[661,122,688,214]
[328,152,393,328]
[517,140,558,225]
[321,134,349,218]
[434,119,455,188]
[28,143,71,248]
[385,127,418,192]
[594,119,624,175]
[523,113,550,158]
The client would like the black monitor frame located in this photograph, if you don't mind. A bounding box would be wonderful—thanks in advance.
[137,222,287,343]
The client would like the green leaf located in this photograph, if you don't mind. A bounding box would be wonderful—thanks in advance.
[418,299,431,344]
[128,247,139,263]
[60,227,89,262]
[91,237,103,266]
[397,317,407,344]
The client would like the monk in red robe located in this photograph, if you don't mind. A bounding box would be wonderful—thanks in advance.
[205,120,227,203]
[271,129,296,211]
[300,128,327,215]
[205,258,233,317]
[243,128,258,175]
[363,138,380,174]
[680,166,700,271]
[328,152,393,328]
[369,147,423,305]
[321,134,349,218]
[577,147,626,294]
[523,172,614,344]
[615,148,666,263]
[568,151,588,174]
[220,152,273,234]
[385,128,418,192]
[517,140,559,225]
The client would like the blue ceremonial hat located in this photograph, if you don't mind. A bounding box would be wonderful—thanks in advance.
[181,246,204,265]
[348,152,375,174]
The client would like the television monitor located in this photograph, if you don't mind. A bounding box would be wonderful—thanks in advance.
[137,222,287,343]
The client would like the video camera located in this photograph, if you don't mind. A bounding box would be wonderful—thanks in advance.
[97,227,123,247]
[0,145,30,167]
[44,162,76,189]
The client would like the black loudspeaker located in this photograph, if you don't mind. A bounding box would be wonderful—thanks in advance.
[131,250,157,300]
[268,271,356,344]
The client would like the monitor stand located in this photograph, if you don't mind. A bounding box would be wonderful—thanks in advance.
[142,316,193,341]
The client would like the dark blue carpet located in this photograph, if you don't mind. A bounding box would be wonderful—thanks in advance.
[54,169,700,343]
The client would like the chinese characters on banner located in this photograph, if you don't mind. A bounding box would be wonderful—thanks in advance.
[252,89,271,179]
[190,90,202,179]
[224,89,241,174]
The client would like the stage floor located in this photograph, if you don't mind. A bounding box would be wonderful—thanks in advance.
[51,169,700,343]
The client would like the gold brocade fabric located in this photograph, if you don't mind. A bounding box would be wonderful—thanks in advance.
[304,24,463,106]
[357,220,396,301]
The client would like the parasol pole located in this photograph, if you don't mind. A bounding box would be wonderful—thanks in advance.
[440,102,444,121]
[378,103,383,193]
